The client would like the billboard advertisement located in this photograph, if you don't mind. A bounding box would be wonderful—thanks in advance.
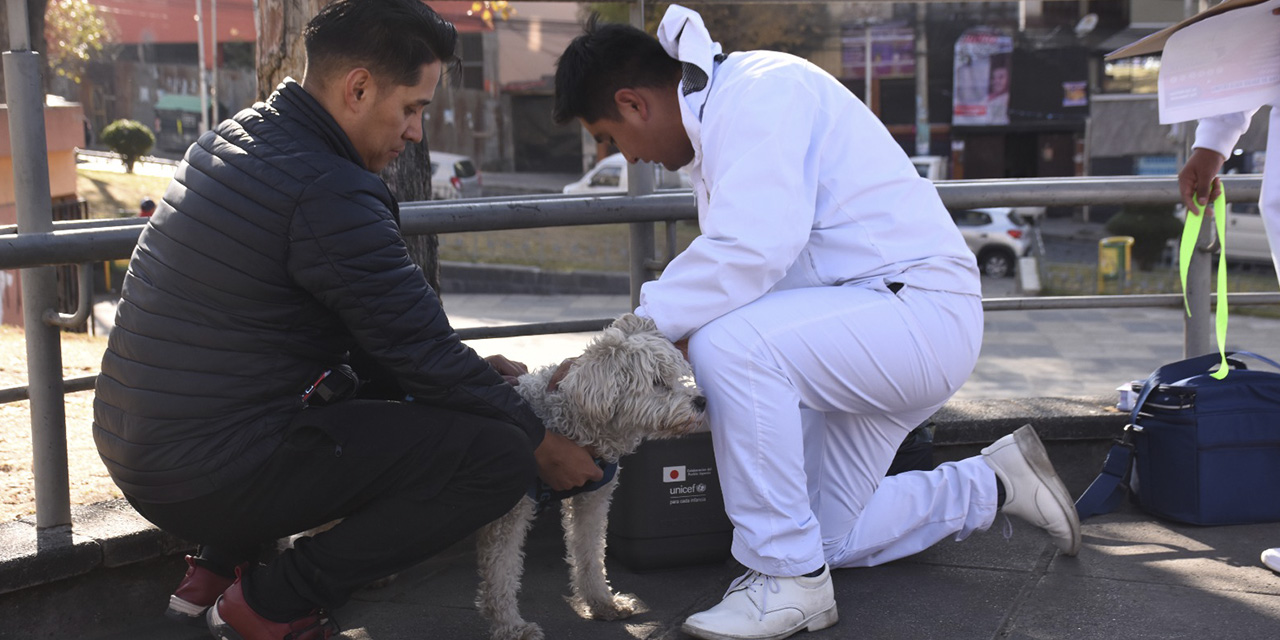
[953,28,1013,126]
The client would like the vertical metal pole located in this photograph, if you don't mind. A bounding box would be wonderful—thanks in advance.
[1183,220,1214,358]
[913,5,930,156]
[4,0,71,529]
[211,0,219,125]
[627,0,657,309]
[196,0,209,133]
[864,26,872,108]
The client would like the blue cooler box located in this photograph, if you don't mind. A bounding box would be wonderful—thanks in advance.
[607,431,732,571]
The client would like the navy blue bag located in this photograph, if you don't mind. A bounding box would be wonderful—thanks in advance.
[1076,351,1280,525]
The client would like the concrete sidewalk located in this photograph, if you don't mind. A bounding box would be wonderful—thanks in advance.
[65,471,1280,640]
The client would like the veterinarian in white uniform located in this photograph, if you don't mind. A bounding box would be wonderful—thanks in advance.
[1174,6,1280,572]
[553,6,1080,640]
[638,2,989,574]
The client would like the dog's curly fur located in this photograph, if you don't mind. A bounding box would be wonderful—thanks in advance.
[474,313,706,640]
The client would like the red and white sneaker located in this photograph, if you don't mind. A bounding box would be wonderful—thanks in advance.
[206,572,338,640]
[165,555,240,626]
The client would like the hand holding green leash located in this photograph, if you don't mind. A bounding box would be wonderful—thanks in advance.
[1179,185,1229,379]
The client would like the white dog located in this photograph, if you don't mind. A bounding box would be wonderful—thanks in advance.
[475,312,706,640]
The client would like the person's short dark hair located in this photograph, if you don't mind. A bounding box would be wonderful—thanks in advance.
[304,0,459,88]
[140,198,156,213]
[553,16,682,125]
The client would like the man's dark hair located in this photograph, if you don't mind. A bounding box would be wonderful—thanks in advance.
[304,0,459,88]
[553,17,682,125]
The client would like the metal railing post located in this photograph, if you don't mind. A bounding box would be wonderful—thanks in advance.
[1183,215,1216,358]
[5,0,71,529]
[626,1,658,310]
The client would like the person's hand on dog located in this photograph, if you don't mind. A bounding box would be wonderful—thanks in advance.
[534,431,603,491]
[1179,147,1226,215]
[485,354,529,385]
[546,357,577,392]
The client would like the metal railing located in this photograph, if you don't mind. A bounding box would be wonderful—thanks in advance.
[3,171,1279,529]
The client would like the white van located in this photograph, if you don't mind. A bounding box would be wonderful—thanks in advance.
[562,153,693,194]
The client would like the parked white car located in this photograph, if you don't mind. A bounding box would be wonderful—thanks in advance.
[1174,201,1274,265]
[910,155,947,181]
[431,151,482,199]
[949,207,1033,278]
[562,153,693,194]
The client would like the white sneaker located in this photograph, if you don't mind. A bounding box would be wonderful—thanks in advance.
[681,565,838,640]
[1261,548,1280,573]
[981,424,1082,556]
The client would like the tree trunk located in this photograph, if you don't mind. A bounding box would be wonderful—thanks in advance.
[255,0,441,291]
[255,0,327,101]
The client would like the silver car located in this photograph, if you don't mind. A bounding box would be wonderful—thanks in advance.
[430,151,482,199]
[949,207,1032,278]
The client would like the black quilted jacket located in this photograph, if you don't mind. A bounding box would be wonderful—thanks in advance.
[93,81,545,504]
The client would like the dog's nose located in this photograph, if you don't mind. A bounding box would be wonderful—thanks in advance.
[693,396,707,412]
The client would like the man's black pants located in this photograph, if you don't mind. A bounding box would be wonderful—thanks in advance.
[129,399,536,620]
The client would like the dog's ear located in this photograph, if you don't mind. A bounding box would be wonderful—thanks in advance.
[610,312,656,336]
[556,328,625,427]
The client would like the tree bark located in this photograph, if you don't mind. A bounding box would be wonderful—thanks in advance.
[255,0,327,101]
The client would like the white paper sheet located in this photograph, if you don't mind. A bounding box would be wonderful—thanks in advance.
[1158,0,1280,124]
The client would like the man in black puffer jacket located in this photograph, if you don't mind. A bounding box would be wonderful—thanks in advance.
[93,1,601,637]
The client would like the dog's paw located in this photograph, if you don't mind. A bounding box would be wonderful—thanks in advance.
[491,621,544,640]
[572,592,641,620]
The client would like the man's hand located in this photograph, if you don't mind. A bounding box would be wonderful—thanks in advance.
[1179,147,1227,215]
[485,354,528,386]
[546,357,576,392]
[533,431,603,491]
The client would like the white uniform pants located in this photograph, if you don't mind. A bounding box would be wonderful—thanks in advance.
[686,281,995,577]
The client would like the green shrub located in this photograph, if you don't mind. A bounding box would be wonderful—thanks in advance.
[99,120,155,173]
[1104,204,1184,270]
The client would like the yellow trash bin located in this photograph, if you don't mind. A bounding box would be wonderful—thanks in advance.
[1097,236,1134,294]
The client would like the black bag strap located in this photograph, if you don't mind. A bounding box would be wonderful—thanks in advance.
[1075,431,1135,520]
[1073,350,1280,521]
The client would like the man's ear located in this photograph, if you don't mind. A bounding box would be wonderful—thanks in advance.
[614,88,649,121]
[343,68,375,114]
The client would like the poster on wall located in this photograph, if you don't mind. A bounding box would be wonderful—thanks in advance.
[953,28,1013,125]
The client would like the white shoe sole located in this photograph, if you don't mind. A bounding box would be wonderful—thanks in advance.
[1261,548,1280,574]
[1012,425,1082,556]
[680,603,839,640]
[205,598,246,640]
[164,595,209,627]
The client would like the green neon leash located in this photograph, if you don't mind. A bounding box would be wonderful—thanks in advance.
[1178,185,1229,380]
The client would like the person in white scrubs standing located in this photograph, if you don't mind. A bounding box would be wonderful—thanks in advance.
[1177,7,1280,577]
[553,6,1081,639]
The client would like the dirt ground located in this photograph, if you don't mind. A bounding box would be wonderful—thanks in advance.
[0,325,120,522]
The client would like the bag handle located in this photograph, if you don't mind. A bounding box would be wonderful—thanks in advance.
[1179,186,1230,381]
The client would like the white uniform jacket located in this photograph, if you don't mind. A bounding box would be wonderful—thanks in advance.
[636,5,981,342]
[1193,108,1280,278]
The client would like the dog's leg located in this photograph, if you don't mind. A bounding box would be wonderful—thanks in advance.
[562,474,639,620]
[476,496,543,640]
